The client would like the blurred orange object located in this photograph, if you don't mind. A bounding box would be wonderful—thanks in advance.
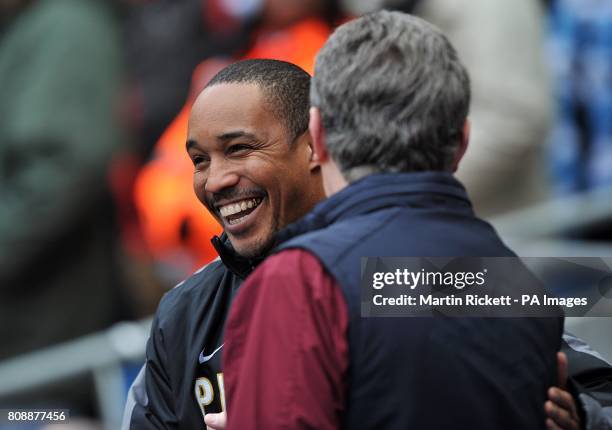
[244,18,331,74]
[134,18,332,274]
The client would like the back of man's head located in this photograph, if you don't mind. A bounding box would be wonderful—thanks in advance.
[311,11,471,179]
[206,59,311,142]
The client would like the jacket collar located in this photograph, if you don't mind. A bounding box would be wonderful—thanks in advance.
[276,171,472,245]
[210,233,265,279]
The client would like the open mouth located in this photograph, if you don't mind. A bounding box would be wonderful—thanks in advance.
[218,197,263,226]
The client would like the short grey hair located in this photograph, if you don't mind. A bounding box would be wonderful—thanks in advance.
[310,11,471,178]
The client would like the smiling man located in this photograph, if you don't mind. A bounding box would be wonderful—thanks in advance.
[122,59,324,429]
[187,75,321,260]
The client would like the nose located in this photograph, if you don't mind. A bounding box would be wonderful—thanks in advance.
[204,158,240,194]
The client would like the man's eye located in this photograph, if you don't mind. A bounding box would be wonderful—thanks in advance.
[192,156,209,168]
[227,144,252,154]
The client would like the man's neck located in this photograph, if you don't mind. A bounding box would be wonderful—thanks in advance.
[322,160,349,197]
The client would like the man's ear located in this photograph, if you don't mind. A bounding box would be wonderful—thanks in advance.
[451,119,470,172]
[301,132,320,172]
[309,107,329,167]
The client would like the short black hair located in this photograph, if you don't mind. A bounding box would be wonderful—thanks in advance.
[206,59,311,141]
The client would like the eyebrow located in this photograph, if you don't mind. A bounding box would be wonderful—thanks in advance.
[217,130,258,142]
[186,139,197,151]
[186,130,258,151]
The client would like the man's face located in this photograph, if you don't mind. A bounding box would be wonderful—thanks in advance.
[187,83,321,258]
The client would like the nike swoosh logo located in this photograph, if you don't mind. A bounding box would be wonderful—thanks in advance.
[199,343,224,364]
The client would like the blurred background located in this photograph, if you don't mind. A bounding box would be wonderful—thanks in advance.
[0,0,610,428]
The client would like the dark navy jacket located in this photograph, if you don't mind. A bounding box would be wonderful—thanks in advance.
[276,172,564,430]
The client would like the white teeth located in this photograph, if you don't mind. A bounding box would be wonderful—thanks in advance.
[228,214,248,225]
[219,198,261,218]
